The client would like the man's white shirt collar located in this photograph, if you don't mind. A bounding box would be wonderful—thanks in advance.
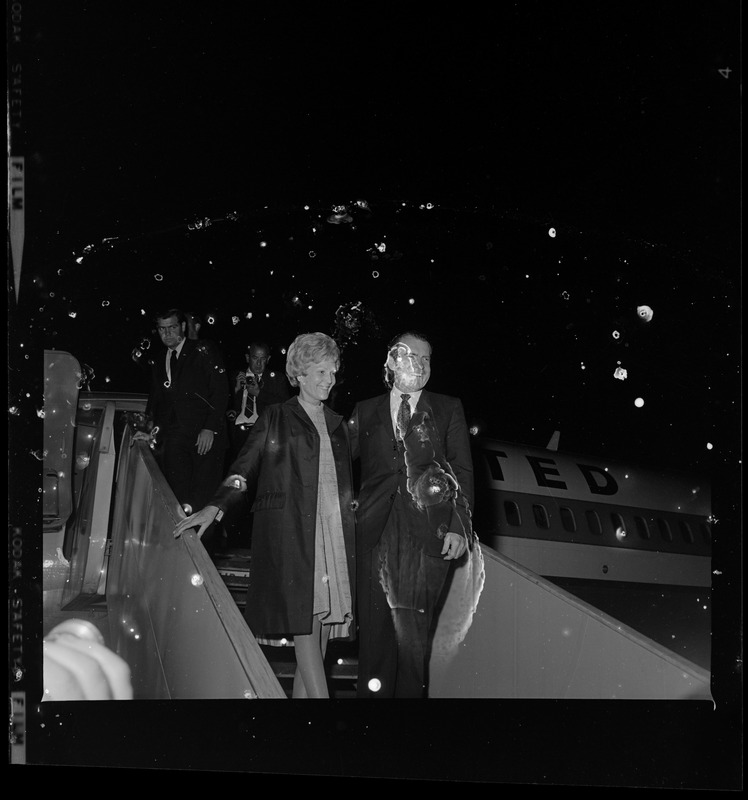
[391,386,422,403]
[167,339,186,359]
[166,339,186,379]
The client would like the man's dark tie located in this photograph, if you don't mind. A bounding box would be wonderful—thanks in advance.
[169,349,177,381]
[397,393,411,440]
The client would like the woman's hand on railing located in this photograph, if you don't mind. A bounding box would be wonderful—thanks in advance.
[131,426,158,449]
[174,504,220,539]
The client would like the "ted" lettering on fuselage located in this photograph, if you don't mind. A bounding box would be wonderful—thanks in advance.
[485,452,619,496]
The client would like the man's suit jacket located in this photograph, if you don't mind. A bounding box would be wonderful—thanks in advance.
[349,390,474,558]
[146,338,229,444]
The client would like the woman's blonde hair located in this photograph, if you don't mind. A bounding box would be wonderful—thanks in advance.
[286,332,340,387]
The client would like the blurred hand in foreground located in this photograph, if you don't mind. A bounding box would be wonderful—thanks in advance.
[42,619,133,701]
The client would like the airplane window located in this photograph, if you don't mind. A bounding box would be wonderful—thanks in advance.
[678,521,694,544]
[532,504,550,529]
[585,509,602,535]
[634,516,651,540]
[657,518,673,542]
[504,501,522,527]
[560,507,576,533]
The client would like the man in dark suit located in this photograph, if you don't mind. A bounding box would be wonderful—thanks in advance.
[227,341,292,458]
[140,308,229,535]
[348,331,475,698]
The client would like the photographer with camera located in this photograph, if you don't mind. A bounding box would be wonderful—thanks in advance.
[224,341,292,548]
[227,341,292,457]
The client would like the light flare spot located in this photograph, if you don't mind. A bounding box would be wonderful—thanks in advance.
[637,304,654,322]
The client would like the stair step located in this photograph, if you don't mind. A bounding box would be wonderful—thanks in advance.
[269,661,358,680]
[217,565,360,689]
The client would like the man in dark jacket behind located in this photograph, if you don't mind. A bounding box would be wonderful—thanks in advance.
[141,308,229,532]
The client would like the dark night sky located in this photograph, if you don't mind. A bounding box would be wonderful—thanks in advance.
[8,2,742,787]
[12,3,740,461]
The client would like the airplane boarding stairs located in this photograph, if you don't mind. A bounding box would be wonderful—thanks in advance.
[44,381,711,700]
[213,545,712,700]
[109,423,712,699]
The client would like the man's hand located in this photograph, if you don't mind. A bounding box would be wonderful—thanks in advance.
[196,428,214,455]
[174,504,220,539]
[131,431,153,443]
[441,532,467,560]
